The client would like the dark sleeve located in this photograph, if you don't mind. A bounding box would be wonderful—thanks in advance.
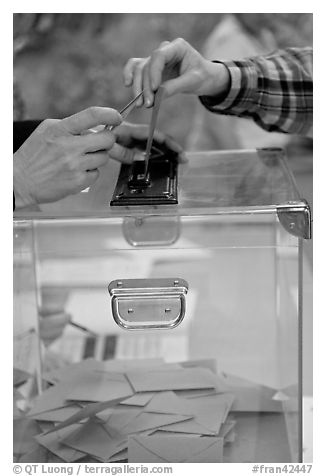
[13,120,43,152]
[13,120,43,210]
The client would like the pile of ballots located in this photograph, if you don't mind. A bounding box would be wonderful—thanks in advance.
[15,358,282,463]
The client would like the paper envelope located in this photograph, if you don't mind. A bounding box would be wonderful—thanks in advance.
[120,392,156,407]
[144,391,194,415]
[154,421,215,436]
[36,423,85,462]
[28,366,120,416]
[105,408,143,430]
[158,396,227,435]
[28,380,77,416]
[43,358,102,384]
[61,419,127,462]
[216,373,283,412]
[32,404,82,422]
[109,449,128,462]
[66,371,133,402]
[188,392,235,424]
[126,367,217,392]
[37,421,56,433]
[175,388,217,399]
[218,419,236,440]
[128,435,223,463]
[44,397,128,434]
[13,417,41,455]
[101,359,165,372]
[18,445,54,463]
[106,412,192,436]
[180,358,218,374]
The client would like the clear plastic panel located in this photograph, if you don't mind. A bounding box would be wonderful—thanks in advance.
[12,211,301,463]
[13,222,44,462]
[13,149,303,463]
[14,148,302,219]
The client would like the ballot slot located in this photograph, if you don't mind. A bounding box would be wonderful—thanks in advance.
[110,85,179,206]
[110,147,179,206]
[108,278,188,330]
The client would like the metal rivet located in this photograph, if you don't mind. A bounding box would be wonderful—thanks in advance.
[165,308,171,313]
[174,280,179,285]
[128,309,134,314]
[117,281,123,287]
[290,222,295,229]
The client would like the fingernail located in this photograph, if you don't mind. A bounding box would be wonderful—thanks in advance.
[146,98,152,108]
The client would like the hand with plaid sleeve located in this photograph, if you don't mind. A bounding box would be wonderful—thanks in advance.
[124,38,312,137]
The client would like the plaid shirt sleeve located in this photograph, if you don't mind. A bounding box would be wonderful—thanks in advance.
[200,47,313,137]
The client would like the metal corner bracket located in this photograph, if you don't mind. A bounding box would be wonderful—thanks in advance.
[277,200,312,240]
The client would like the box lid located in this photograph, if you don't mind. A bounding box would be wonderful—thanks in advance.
[14,148,307,220]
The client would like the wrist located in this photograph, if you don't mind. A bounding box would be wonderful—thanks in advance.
[13,158,36,209]
[202,60,231,98]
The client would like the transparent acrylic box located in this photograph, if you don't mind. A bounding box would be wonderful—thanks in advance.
[13,148,311,463]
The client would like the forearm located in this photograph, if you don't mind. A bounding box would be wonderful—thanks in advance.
[200,47,313,136]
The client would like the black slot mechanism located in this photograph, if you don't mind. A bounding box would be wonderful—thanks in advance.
[110,145,179,206]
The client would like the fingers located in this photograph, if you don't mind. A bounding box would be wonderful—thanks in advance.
[113,123,148,146]
[149,39,186,90]
[82,169,100,188]
[133,61,146,107]
[124,58,146,107]
[124,57,138,87]
[142,62,154,108]
[124,39,188,108]
[74,129,117,153]
[59,107,122,135]
[108,143,134,164]
[147,129,182,154]
[82,151,111,171]
[114,123,185,158]
[39,311,71,345]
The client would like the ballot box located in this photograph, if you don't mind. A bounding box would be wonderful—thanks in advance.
[13,148,311,463]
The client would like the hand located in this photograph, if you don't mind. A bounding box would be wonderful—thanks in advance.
[38,287,70,346]
[124,38,230,108]
[109,122,186,163]
[13,107,122,208]
[39,311,71,347]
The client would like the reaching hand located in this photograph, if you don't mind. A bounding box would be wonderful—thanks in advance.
[13,107,122,208]
[109,122,186,163]
[39,311,71,347]
[124,38,230,108]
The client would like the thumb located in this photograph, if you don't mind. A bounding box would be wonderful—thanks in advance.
[59,107,122,135]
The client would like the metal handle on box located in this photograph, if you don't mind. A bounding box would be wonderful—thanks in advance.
[108,278,188,330]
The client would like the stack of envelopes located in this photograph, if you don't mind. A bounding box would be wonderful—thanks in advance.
[22,358,240,463]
